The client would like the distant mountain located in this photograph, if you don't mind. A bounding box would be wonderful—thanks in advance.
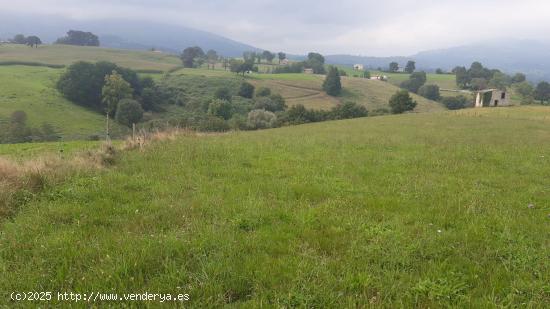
[0,14,261,57]
[324,39,550,81]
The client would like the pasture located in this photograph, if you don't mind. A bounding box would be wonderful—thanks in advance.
[0,106,548,307]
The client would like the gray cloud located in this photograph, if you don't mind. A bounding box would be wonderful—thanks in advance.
[1,0,549,55]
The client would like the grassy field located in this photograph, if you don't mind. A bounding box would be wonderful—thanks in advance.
[0,44,181,71]
[1,106,548,307]
[0,140,114,161]
[0,65,126,139]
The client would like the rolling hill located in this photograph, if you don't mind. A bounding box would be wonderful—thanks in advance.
[0,44,445,139]
[1,106,548,307]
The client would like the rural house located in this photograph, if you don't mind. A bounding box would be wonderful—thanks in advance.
[304,68,314,74]
[353,64,364,71]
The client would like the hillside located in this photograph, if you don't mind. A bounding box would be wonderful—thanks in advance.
[0,14,260,57]
[0,44,181,72]
[0,65,126,139]
[1,106,548,307]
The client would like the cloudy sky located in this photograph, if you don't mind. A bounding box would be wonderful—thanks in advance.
[1,0,549,56]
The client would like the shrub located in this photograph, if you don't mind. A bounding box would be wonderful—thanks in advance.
[331,102,368,119]
[214,87,232,102]
[238,82,255,98]
[400,72,427,93]
[208,99,233,120]
[256,87,272,97]
[418,85,441,101]
[389,90,417,114]
[115,99,144,126]
[228,114,248,130]
[200,116,230,132]
[441,96,471,110]
[247,109,277,130]
[254,95,286,112]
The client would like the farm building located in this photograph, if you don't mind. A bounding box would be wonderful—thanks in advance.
[353,64,364,71]
[281,59,290,65]
[304,68,314,74]
[474,89,509,107]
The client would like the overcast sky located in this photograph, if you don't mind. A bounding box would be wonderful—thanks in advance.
[1,0,549,56]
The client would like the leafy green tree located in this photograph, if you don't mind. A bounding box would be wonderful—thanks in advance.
[26,36,41,48]
[405,61,416,73]
[435,68,444,74]
[418,84,441,101]
[55,30,99,46]
[238,82,255,98]
[115,99,144,126]
[256,87,272,97]
[180,46,205,68]
[208,99,233,120]
[488,72,511,90]
[400,71,427,93]
[247,109,277,129]
[307,52,326,74]
[389,90,417,114]
[278,52,286,64]
[263,51,275,64]
[470,78,488,91]
[206,49,218,69]
[363,71,371,79]
[389,62,399,72]
[511,73,527,83]
[514,81,534,102]
[214,87,232,102]
[323,66,342,96]
[454,66,469,88]
[534,81,550,104]
[140,87,160,111]
[12,34,27,44]
[254,95,286,112]
[102,71,134,115]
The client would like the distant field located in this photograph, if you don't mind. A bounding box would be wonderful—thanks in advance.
[0,44,181,71]
[1,106,548,307]
[0,65,126,139]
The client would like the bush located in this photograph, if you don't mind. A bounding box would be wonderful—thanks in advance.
[115,99,144,126]
[247,109,277,129]
[331,102,368,119]
[418,85,441,101]
[208,99,233,120]
[254,95,286,112]
[214,87,232,102]
[400,72,427,93]
[441,96,471,110]
[228,114,248,130]
[256,87,272,97]
[200,116,230,132]
[238,82,255,98]
[389,90,417,114]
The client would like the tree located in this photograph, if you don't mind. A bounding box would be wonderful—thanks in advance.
[389,90,417,114]
[140,87,160,111]
[323,66,342,96]
[400,71,427,93]
[247,109,277,129]
[102,71,134,115]
[534,81,550,104]
[55,30,99,46]
[418,84,441,101]
[307,52,326,74]
[180,46,205,68]
[26,36,42,48]
[238,82,255,98]
[12,34,27,44]
[214,87,232,102]
[263,51,275,64]
[435,68,444,74]
[455,66,469,88]
[389,62,399,72]
[488,72,511,90]
[405,61,416,74]
[206,49,218,69]
[363,71,371,79]
[208,99,233,120]
[278,52,286,64]
[511,73,527,84]
[254,95,286,112]
[470,78,488,91]
[115,99,143,126]
[514,81,534,101]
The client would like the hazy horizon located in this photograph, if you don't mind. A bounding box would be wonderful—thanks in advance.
[1,0,549,56]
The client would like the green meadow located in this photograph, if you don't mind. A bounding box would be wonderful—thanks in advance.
[1,106,548,307]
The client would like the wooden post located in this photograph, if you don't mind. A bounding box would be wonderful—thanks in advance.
[132,123,136,141]
[106,113,110,141]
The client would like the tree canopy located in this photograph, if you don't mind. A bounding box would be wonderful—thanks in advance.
[323,66,342,96]
[389,90,417,114]
[56,30,100,46]
[181,46,206,68]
